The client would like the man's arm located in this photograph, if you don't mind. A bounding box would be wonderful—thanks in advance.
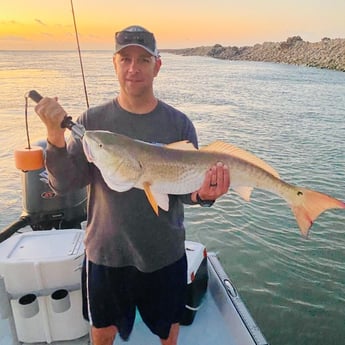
[35,97,90,194]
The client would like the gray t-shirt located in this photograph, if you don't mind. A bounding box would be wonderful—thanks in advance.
[46,99,198,272]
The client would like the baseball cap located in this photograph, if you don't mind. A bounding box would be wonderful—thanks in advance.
[115,25,159,57]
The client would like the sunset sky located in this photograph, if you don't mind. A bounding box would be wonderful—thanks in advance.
[1,0,345,50]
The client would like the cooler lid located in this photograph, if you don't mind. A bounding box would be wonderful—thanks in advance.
[4,230,84,261]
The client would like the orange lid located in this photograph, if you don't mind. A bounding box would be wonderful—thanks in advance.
[14,146,44,171]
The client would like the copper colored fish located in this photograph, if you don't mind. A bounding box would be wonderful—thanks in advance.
[82,130,345,238]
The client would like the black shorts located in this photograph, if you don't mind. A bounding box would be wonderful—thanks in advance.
[81,254,187,340]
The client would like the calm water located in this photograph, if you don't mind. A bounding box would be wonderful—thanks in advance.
[0,51,345,345]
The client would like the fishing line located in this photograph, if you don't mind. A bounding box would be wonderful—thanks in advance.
[70,0,89,109]
[24,95,31,149]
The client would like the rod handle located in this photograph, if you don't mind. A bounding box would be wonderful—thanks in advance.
[27,90,76,131]
[27,90,43,103]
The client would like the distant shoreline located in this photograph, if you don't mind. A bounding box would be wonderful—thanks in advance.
[162,36,345,72]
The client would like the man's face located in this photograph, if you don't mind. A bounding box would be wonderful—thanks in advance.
[113,46,161,98]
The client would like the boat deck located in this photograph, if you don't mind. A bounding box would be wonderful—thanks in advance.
[1,253,268,345]
[0,230,267,345]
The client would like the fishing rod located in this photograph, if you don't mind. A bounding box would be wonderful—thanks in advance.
[71,0,89,109]
[27,90,85,140]
[25,0,88,139]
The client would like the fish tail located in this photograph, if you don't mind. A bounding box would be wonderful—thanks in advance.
[291,187,345,238]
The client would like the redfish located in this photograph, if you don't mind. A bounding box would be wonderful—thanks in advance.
[82,130,345,238]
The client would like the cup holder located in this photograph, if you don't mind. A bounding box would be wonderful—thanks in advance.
[18,293,39,318]
[50,289,71,313]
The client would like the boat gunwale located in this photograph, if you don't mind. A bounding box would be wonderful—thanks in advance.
[207,253,269,345]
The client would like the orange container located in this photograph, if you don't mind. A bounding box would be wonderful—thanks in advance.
[14,146,44,171]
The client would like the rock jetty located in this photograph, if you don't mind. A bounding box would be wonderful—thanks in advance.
[163,36,345,72]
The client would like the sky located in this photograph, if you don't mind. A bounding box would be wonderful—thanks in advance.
[1,0,345,50]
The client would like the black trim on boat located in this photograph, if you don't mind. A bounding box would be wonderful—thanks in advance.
[207,254,269,345]
[0,216,30,243]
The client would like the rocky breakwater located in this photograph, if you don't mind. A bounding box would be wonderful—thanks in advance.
[164,36,345,72]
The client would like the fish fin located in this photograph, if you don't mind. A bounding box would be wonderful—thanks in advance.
[153,192,170,212]
[143,182,159,215]
[201,141,280,178]
[165,141,197,151]
[290,187,345,238]
[232,186,253,201]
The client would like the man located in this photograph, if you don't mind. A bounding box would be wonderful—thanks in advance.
[35,25,230,345]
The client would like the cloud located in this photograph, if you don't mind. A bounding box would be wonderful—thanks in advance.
[35,18,47,26]
[0,20,19,25]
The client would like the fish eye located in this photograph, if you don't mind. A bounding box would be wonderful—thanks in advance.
[98,143,103,148]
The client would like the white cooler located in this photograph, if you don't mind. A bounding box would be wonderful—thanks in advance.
[0,229,88,343]
[182,241,209,325]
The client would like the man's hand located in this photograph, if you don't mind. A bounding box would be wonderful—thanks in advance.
[35,97,67,147]
[192,162,230,203]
